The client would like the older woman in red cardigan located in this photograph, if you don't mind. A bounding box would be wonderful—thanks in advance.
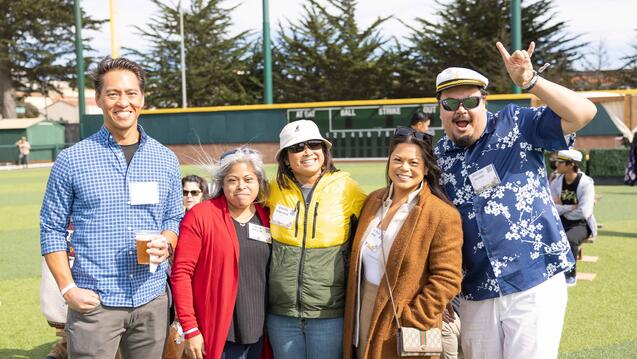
[171,148,272,359]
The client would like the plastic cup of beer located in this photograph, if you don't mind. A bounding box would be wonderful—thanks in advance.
[135,230,162,271]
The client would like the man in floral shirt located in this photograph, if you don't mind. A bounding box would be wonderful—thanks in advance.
[434,42,597,359]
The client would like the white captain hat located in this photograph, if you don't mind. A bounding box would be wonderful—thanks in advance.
[436,67,489,94]
[557,149,583,162]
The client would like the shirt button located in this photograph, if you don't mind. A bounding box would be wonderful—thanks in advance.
[129,251,132,255]
[128,227,132,231]
[130,274,134,278]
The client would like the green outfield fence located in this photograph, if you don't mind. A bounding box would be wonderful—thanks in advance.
[77,94,621,160]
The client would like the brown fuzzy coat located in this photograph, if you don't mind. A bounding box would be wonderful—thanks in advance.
[342,184,463,359]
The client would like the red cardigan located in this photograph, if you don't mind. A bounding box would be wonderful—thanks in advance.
[171,196,271,359]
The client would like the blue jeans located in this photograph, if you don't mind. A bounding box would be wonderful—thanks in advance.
[221,336,264,359]
[266,314,343,359]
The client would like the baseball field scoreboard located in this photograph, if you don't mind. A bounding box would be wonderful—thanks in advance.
[286,103,440,158]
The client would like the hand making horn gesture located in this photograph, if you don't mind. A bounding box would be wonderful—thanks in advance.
[496,41,536,89]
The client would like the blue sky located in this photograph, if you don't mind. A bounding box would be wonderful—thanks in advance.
[83,0,636,70]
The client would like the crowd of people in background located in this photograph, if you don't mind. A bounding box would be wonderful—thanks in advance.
[39,38,599,359]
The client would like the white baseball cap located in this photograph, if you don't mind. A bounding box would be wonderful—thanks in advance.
[436,67,489,94]
[276,120,332,159]
[557,149,583,162]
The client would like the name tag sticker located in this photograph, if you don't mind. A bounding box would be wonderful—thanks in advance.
[271,204,296,229]
[248,223,272,243]
[129,182,160,205]
[365,227,383,251]
[468,164,501,194]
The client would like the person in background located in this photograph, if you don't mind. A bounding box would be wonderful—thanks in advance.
[550,149,597,287]
[409,111,433,135]
[434,41,596,359]
[266,120,366,359]
[183,174,209,211]
[342,126,463,358]
[15,136,31,167]
[441,297,463,359]
[171,148,272,359]
[164,174,212,359]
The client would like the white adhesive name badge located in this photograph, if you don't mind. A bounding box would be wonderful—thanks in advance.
[468,164,501,194]
[365,227,383,251]
[271,204,296,229]
[129,182,160,205]
[248,223,272,244]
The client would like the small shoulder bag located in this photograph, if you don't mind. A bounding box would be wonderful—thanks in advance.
[379,206,442,357]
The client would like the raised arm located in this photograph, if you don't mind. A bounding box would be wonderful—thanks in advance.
[496,41,597,134]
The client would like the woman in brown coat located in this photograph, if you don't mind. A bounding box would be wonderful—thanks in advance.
[343,127,463,359]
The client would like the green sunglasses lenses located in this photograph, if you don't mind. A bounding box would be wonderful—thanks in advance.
[441,96,481,111]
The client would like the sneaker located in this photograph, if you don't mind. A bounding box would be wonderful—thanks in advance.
[566,276,577,287]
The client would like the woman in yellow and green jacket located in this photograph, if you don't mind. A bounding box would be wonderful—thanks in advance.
[266,120,366,359]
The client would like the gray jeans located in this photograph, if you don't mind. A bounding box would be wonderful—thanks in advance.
[66,293,169,359]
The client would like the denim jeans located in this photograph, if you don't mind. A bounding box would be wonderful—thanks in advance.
[266,314,343,359]
[221,336,264,359]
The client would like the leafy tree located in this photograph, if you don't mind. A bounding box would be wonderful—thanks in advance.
[274,0,393,102]
[405,0,586,95]
[127,0,260,108]
[0,0,102,118]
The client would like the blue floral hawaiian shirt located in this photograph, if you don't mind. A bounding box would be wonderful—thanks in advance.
[435,104,575,301]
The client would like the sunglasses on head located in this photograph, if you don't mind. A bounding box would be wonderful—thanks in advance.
[440,96,482,111]
[287,140,324,153]
[183,190,202,197]
[393,126,433,142]
[220,148,258,160]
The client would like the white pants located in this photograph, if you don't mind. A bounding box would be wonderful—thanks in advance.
[459,272,567,359]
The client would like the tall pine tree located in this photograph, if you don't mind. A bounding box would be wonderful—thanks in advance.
[127,0,260,108]
[274,0,393,102]
[0,0,102,118]
[404,0,585,95]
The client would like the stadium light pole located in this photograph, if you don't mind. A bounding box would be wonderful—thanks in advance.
[109,0,121,58]
[263,0,273,104]
[511,0,522,94]
[179,1,188,108]
[74,0,86,139]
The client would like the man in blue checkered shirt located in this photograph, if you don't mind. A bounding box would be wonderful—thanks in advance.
[40,57,183,358]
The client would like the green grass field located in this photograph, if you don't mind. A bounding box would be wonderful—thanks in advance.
[0,164,635,358]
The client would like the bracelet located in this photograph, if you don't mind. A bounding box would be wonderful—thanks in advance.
[60,283,77,297]
[521,70,539,91]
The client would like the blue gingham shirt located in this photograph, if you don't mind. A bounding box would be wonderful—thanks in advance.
[40,126,183,307]
[435,104,575,301]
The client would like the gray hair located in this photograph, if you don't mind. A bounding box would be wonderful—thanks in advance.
[206,147,269,204]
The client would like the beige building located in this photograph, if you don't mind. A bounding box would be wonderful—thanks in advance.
[44,98,101,124]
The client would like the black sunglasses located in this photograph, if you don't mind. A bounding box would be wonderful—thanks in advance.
[393,126,433,141]
[440,96,482,111]
[183,190,202,197]
[287,140,324,153]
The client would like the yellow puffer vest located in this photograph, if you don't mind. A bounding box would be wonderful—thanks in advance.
[266,171,366,318]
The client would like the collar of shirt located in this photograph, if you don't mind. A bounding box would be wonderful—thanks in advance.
[382,181,424,210]
[97,125,148,148]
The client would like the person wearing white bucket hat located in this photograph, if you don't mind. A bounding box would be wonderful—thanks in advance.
[433,41,597,359]
[549,149,597,287]
[265,120,366,359]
